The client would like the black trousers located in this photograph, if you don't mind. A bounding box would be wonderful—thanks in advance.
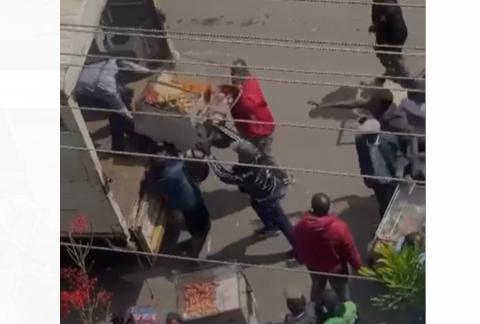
[375,46,411,84]
[182,186,211,258]
[75,88,135,151]
[310,271,350,302]
[372,183,397,219]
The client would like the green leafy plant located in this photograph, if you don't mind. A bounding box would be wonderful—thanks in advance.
[359,242,425,311]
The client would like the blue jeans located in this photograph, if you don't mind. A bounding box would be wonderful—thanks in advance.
[250,198,294,247]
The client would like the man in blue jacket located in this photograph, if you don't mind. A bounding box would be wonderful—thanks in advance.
[142,144,210,259]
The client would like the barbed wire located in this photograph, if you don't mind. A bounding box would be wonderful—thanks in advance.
[60,23,425,50]
[60,242,379,281]
[60,145,425,184]
[61,62,425,93]
[61,105,425,138]
[60,26,425,57]
[62,52,425,82]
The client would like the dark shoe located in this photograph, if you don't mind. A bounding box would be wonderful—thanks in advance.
[285,249,296,260]
[373,77,386,87]
[254,227,280,238]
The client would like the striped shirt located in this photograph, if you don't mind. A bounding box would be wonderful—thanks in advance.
[208,126,287,202]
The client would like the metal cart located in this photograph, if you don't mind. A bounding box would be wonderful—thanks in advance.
[134,73,240,152]
[372,182,426,251]
[173,265,259,324]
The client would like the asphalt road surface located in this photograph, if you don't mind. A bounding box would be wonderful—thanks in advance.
[83,1,425,323]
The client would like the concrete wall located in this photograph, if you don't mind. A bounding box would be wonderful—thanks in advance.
[60,94,127,237]
[61,0,130,237]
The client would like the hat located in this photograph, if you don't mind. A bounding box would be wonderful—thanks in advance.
[283,286,304,300]
[356,118,381,135]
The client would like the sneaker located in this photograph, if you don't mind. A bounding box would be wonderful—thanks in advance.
[254,227,280,238]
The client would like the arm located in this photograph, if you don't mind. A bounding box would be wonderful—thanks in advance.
[208,155,248,186]
[117,60,153,76]
[339,225,362,271]
[385,115,419,178]
[309,98,370,110]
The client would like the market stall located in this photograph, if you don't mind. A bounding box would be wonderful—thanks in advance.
[174,265,259,324]
[371,182,426,253]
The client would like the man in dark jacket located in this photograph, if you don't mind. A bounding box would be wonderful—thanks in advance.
[201,127,295,257]
[142,144,211,259]
[292,193,362,302]
[354,120,402,218]
[308,88,419,179]
[369,0,410,85]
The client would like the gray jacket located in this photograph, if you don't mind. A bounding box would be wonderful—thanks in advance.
[75,59,150,114]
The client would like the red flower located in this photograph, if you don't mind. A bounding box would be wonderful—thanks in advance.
[69,214,88,234]
[96,290,112,305]
[60,266,112,320]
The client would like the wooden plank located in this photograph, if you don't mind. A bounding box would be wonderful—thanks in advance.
[131,194,168,265]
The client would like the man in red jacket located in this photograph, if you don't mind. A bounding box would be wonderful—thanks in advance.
[222,59,292,184]
[292,193,362,302]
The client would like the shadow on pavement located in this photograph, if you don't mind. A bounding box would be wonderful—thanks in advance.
[332,194,380,257]
[248,210,303,228]
[207,234,288,266]
[331,195,402,324]
[308,86,359,121]
[203,189,250,220]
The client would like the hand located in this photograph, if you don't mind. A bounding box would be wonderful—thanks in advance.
[404,174,415,185]
[220,84,240,97]
[195,140,211,156]
[368,25,376,33]
[308,100,325,118]
[357,116,368,124]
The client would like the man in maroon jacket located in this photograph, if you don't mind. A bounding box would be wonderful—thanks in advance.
[292,193,362,302]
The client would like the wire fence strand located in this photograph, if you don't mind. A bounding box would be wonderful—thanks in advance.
[61,62,425,93]
[62,52,425,82]
[61,23,426,51]
[61,105,426,138]
[60,145,425,184]
[97,0,425,8]
[60,242,379,281]
[60,26,425,57]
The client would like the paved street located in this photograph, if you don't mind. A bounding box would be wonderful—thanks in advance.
[87,1,425,323]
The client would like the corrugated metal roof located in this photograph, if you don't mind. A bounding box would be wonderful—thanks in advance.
[60,0,107,96]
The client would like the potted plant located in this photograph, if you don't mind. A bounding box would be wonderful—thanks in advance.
[359,240,425,322]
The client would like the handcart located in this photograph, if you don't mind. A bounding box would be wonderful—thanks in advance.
[134,72,240,153]
[370,182,426,253]
[173,265,259,324]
